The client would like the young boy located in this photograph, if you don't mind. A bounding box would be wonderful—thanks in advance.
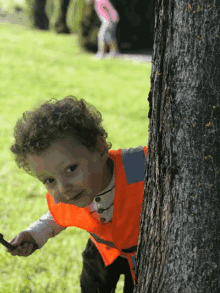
[6,96,147,293]
[93,0,120,59]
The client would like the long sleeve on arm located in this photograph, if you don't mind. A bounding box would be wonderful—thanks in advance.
[25,211,66,248]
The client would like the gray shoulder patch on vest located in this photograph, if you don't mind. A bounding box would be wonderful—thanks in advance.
[121,146,145,184]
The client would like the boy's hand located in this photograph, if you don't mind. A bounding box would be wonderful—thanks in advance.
[5,231,38,257]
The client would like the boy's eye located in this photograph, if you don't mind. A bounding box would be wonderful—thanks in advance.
[43,178,54,185]
[66,164,78,173]
[42,165,77,185]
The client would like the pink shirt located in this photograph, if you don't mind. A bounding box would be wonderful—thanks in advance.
[95,0,119,23]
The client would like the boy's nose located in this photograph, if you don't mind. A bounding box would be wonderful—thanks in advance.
[58,181,74,198]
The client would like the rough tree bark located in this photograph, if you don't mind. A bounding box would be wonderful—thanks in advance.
[134,0,220,292]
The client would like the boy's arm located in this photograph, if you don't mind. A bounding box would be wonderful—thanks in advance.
[25,211,66,248]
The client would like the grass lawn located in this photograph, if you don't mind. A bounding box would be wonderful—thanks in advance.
[0,23,151,292]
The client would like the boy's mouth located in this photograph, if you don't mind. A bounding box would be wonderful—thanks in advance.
[69,191,84,201]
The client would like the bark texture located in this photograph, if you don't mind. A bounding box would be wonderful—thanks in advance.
[134,0,220,292]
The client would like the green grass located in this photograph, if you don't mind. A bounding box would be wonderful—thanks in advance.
[0,23,151,292]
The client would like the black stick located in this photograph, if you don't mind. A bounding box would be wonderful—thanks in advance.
[0,233,38,251]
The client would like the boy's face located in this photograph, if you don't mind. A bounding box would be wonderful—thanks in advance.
[27,135,113,208]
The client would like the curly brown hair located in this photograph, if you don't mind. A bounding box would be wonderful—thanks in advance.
[10,96,112,177]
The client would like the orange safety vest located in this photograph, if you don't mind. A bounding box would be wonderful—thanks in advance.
[47,146,147,284]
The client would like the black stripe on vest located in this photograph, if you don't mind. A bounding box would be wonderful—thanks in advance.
[90,233,137,253]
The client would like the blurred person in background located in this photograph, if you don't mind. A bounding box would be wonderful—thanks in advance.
[92,0,120,59]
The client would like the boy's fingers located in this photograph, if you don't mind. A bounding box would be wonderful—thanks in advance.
[18,247,26,256]
[25,244,33,256]
[16,245,23,253]
[9,238,16,244]
[20,243,33,257]
[20,243,28,255]
[6,243,35,256]
[5,231,37,256]
[8,239,18,247]
[18,243,29,256]
[7,246,16,254]
[10,245,22,256]
[10,238,20,246]
[24,243,32,256]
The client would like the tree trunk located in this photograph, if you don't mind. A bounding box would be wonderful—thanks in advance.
[25,0,49,30]
[134,0,220,292]
[33,0,49,30]
[48,0,71,33]
[78,1,101,52]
